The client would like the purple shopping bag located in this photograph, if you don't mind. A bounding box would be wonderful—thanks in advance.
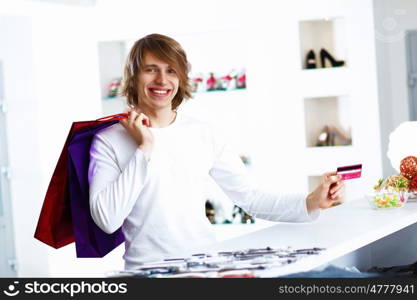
[67,115,126,257]
[35,113,128,253]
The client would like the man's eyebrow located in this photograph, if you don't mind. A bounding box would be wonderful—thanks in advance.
[142,64,173,68]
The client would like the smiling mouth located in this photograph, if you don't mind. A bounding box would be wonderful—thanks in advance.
[149,88,172,97]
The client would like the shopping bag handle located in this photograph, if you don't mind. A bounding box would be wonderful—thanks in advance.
[96,113,128,122]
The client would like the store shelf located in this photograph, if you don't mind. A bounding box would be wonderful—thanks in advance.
[299,17,348,70]
[303,95,352,147]
[299,67,350,97]
[192,87,247,95]
[296,12,372,198]
[102,96,125,101]
[97,40,130,116]
[101,97,127,116]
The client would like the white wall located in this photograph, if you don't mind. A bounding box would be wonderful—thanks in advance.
[0,14,44,277]
[373,0,417,177]
[0,0,102,276]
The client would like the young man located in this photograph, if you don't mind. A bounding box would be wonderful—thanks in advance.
[88,33,345,270]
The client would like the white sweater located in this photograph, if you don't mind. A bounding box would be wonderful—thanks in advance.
[88,112,318,270]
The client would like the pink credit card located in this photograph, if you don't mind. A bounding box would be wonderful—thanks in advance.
[337,164,362,180]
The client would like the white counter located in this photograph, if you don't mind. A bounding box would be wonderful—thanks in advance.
[190,198,417,277]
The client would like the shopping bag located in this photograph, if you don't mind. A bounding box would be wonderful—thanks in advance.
[68,119,126,257]
[34,113,127,252]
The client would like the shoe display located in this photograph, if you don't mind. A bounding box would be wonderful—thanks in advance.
[304,48,345,69]
[316,125,352,147]
[305,49,317,69]
[235,70,246,89]
[330,125,352,145]
[316,125,330,146]
[206,72,217,91]
[320,48,345,68]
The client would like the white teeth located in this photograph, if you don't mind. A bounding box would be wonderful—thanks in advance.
[151,89,168,94]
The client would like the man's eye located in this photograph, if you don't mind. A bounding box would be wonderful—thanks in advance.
[146,68,157,72]
[167,69,176,74]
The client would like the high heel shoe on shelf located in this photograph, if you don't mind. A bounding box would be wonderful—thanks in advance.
[316,125,352,147]
[305,49,317,69]
[316,125,330,146]
[320,48,345,68]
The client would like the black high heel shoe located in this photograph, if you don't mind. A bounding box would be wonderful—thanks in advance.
[305,50,317,69]
[320,48,345,68]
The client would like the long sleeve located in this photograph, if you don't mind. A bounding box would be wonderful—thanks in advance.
[209,135,319,223]
[88,133,149,234]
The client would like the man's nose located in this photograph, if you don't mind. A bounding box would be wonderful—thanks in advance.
[155,71,167,85]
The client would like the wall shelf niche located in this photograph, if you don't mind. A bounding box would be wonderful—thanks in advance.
[97,40,132,115]
[299,17,348,70]
[304,95,352,148]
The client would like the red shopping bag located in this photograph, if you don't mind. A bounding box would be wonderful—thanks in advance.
[34,113,128,249]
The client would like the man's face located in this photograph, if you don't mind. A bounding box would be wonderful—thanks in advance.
[137,51,179,111]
